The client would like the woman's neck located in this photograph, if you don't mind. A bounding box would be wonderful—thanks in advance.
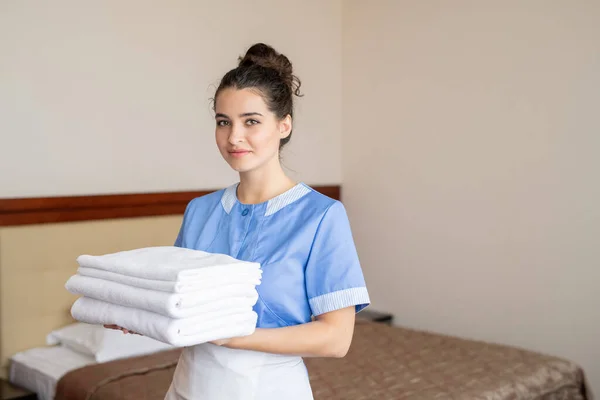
[237,161,296,205]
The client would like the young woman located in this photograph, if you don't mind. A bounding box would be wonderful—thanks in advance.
[113,43,369,399]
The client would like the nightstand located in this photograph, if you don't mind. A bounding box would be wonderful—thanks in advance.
[0,379,37,400]
[356,309,393,325]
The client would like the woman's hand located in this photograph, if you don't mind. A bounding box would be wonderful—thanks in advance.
[104,324,142,335]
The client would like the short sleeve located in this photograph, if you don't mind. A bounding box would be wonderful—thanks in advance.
[174,199,194,247]
[305,201,370,316]
[174,225,184,247]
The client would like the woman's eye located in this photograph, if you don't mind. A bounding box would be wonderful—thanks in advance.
[246,119,259,125]
[216,120,229,126]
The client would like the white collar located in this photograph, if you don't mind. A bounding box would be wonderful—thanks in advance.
[221,183,311,216]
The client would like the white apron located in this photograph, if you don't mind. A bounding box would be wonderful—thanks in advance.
[164,343,314,400]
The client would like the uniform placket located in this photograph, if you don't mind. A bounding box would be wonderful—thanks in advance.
[233,204,255,259]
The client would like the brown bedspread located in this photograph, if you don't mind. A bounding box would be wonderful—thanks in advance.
[54,321,589,400]
[55,348,182,400]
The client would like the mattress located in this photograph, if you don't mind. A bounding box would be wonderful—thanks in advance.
[9,346,96,400]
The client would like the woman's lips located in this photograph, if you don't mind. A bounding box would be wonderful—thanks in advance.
[229,150,251,158]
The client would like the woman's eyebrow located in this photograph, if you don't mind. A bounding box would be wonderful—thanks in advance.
[215,112,264,119]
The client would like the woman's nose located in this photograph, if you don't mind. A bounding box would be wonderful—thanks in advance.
[228,124,245,144]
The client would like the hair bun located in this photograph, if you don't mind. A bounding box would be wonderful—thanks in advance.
[238,43,302,96]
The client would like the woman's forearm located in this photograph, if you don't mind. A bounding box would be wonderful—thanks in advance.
[222,307,355,358]
[226,321,347,358]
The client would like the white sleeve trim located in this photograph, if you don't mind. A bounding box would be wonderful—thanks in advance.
[309,287,370,316]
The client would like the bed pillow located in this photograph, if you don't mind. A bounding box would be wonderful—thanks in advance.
[46,322,174,362]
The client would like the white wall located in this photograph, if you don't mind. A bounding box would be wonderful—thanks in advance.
[0,0,342,198]
[343,0,600,396]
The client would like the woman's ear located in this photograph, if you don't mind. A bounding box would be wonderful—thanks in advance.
[279,115,292,139]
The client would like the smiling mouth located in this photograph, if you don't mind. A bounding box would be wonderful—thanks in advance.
[229,150,251,158]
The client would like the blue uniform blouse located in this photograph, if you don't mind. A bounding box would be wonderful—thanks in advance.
[174,182,370,328]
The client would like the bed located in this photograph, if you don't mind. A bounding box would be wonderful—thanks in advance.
[0,190,591,400]
[7,319,589,400]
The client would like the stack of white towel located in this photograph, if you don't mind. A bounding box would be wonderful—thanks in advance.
[66,246,261,347]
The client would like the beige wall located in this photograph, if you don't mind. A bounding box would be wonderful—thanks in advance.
[342,0,600,396]
[0,0,342,198]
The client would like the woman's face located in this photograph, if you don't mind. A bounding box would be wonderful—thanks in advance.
[214,87,291,174]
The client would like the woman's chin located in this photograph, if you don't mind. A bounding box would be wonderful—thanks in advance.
[227,160,256,173]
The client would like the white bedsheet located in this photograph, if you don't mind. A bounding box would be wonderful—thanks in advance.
[77,246,261,281]
[9,346,96,400]
[71,296,258,347]
[66,274,259,318]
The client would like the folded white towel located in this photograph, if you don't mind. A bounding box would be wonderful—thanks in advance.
[77,266,262,294]
[77,246,260,281]
[71,297,258,347]
[65,275,259,318]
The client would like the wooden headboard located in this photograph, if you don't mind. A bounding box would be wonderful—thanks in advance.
[0,185,340,376]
